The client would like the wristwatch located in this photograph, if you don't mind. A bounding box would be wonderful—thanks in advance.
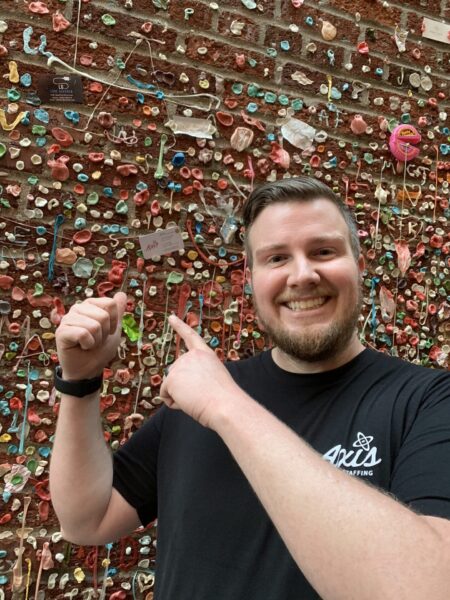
[54,365,103,397]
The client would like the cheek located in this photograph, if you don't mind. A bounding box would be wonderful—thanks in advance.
[252,277,279,311]
[337,276,360,301]
[257,276,283,302]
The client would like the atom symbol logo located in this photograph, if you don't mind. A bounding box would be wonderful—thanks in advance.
[353,432,373,451]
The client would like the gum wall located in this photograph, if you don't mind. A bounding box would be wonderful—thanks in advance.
[0,0,449,598]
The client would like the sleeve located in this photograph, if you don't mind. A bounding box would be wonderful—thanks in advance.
[112,405,167,526]
[390,373,450,519]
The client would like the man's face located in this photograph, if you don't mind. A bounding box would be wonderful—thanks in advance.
[246,199,364,363]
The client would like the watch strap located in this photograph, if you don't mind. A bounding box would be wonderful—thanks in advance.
[54,365,103,398]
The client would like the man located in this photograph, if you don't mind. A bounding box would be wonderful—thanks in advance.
[51,177,450,599]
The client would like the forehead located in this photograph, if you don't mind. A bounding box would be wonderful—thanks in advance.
[248,198,350,246]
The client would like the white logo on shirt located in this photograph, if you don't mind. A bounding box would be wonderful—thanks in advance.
[322,432,382,477]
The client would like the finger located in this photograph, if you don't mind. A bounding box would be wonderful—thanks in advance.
[168,314,208,351]
[83,293,127,334]
[113,292,128,328]
[60,315,104,348]
[102,292,128,334]
[160,375,169,400]
[159,374,179,406]
[164,397,173,407]
[57,324,97,351]
[165,400,181,411]
[72,303,112,341]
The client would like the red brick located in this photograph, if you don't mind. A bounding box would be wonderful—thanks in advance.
[2,22,114,71]
[279,2,360,45]
[366,28,398,56]
[264,25,303,55]
[168,0,214,30]
[278,0,312,25]
[221,80,256,111]
[127,0,168,13]
[78,7,178,54]
[185,35,275,79]
[217,11,261,43]
[406,45,440,71]
[216,0,275,18]
[348,52,389,84]
[281,62,335,91]
[325,0,401,27]
[302,40,345,71]
[440,50,450,74]
[406,12,426,36]
[400,0,443,16]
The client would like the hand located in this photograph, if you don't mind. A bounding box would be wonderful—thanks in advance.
[160,315,243,430]
[55,292,127,381]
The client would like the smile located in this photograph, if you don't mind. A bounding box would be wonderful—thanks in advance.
[285,296,329,311]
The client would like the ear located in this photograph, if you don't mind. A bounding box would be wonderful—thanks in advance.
[358,253,365,276]
[245,266,252,286]
[255,315,265,332]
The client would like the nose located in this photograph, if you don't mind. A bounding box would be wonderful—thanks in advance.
[286,256,321,288]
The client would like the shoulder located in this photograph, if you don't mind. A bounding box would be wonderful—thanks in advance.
[367,347,447,378]
[224,350,268,375]
[366,348,450,403]
[224,351,272,389]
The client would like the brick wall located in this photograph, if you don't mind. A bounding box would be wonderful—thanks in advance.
[0,0,449,597]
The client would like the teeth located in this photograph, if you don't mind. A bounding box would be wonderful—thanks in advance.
[286,297,327,311]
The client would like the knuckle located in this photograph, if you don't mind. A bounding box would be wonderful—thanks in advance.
[74,299,89,309]
[191,348,204,359]
[97,297,115,309]
[63,306,76,319]
[81,330,93,345]
[56,316,66,328]
[57,315,71,331]
[91,322,102,336]
[97,314,109,329]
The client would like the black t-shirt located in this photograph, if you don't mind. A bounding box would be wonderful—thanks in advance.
[113,348,450,599]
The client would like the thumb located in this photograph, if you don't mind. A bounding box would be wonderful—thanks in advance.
[114,292,128,322]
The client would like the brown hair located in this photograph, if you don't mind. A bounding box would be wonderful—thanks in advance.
[243,176,360,267]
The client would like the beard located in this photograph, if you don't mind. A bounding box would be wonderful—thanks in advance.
[254,289,363,363]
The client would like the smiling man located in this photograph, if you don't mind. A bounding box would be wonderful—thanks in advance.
[50,177,450,600]
[245,183,365,371]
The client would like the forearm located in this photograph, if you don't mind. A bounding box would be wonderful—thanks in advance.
[216,393,449,600]
[49,391,113,543]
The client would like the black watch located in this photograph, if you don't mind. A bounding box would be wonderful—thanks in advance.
[54,366,103,398]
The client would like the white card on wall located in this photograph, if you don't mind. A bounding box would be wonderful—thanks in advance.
[139,227,184,259]
[422,18,450,44]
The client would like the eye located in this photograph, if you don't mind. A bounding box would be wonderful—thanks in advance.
[314,248,336,257]
[267,255,287,264]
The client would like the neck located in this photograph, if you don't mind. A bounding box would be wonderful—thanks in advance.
[271,335,365,374]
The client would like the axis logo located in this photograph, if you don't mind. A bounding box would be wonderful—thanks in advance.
[322,432,382,477]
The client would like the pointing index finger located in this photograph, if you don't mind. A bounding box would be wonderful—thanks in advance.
[168,314,207,351]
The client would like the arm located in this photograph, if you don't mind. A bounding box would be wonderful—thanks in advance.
[162,315,450,600]
[50,293,141,545]
[216,393,450,600]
